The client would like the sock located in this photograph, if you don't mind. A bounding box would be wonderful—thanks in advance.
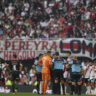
[37,83,40,94]
[62,84,65,94]
[78,85,81,95]
[65,85,67,94]
[44,82,48,94]
[41,82,44,94]
[75,84,78,94]
[71,85,75,94]
[86,86,91,94]
[12,84,15,92]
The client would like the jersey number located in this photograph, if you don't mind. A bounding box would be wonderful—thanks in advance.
[13,65,16,71]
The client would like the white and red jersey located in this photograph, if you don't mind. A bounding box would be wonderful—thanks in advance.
[84,64,91,79]
[63,64,69,78]
[90,65,96,80]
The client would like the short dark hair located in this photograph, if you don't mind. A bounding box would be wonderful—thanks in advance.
[55,52,59,56]
[67,51,71,55]
[47,51,51,54]
[13,54,17,58]
[52,54,56,56]
[39,54,43,57]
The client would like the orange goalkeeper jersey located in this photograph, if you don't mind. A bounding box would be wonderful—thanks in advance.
[39,55,52,74]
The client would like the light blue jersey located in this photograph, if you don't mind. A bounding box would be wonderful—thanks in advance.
[35,60,42,72]
[52,58,55,63]
[53,57,66,70]
[71,60,81,72]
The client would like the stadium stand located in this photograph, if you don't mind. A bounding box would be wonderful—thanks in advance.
[0,0,96,39]
[0,0,96,95]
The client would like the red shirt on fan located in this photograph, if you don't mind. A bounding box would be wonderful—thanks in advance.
[90,11,96,19]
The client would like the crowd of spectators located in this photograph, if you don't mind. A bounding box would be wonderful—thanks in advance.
[0,0,96,39]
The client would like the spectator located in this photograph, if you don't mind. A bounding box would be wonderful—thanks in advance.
[0,0,96,39]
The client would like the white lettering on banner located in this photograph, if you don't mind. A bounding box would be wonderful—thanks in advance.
[0,51,35,60]
[0,39,96,60]
[0,40,59,60]
[3,40,58,51]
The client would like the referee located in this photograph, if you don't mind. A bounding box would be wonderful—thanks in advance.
[69,56,82,95]
[34,54,43,94]
[52,52,66,95]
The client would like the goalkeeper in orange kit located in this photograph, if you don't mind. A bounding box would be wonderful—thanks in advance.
[38,51,52,95]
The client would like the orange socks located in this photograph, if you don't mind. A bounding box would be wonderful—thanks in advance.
[41,82,44,94]
[44,82,48,94]
[41,81,48,94]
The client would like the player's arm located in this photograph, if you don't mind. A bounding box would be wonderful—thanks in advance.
[38,59,42,66]
[5,62,9,67]
[20,63,23,72]
[49,57,52,65]
[49,62,53,69]
[63,59,67,71]
[80,66,84,74]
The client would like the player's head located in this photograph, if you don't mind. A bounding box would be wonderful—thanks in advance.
[93,60,96,66]
[52,54,56,58]
[55,52,59,57]
[90,61,93,66]
[66,51,71,57]
[39,53,43,59]
[73,56,77,60]
[32,65,36,69]
[13,54,17,59]
[84,60,88,66]
[47,51,51,57]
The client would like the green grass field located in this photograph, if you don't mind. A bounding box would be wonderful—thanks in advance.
[0,93,95,96]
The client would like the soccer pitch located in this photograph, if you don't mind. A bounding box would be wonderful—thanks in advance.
[0,93,95,96]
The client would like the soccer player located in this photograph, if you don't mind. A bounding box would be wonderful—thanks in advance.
[38,51,52,95]
[84,61,92,95]
[0,58,5,87]
[52,52,66,95]
[51,54,56,93]
[69,56,82,95]
[66,51,73,94]
[34,54,43,94]
[8,54,23,93]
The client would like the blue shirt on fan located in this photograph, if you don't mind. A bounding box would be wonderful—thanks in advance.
[53,57,66,70]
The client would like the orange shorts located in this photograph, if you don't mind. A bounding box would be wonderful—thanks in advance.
[42,73,51,81]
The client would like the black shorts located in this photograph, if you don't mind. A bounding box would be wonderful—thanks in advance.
[63,78,67,82]
[71,72,81,82]
[83,78,89,83]
[12,71,20,81]
[53,70,64,81]
[36,73,42,81]
[95,79,96,83]
[0,68,2,79]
